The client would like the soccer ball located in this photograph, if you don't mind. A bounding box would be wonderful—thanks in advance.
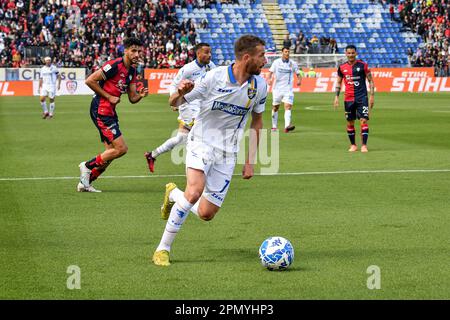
[259,236,294,271]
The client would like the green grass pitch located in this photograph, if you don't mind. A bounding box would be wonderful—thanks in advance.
[0,92,449,299]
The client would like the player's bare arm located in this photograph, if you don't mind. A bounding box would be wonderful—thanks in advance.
[243,111,263,180]
[367,72,375,109]
[334,76,343,110]
[168,79,194,108]
[85,69,120,105]
[38,78,42,93]
[297,72,302,86]
[127,83,148,104]
[57,73,61,91]
[267,71,273,86]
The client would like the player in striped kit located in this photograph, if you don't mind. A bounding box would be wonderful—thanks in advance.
[334,45,375,152]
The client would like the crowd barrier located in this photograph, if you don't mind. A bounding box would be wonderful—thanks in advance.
[0,80,92,96]
[2,67,449,97]
[0,67,86,81]
[145,67,450,94]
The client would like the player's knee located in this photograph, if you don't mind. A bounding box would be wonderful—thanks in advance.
[198,210,215,221]
[197,207,218,221]
[272,106,279,112]
[184,189,202,204]
[116,144,128,156]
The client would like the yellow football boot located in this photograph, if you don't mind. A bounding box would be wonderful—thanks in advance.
[161,182,177,220]
[152,250,171,266]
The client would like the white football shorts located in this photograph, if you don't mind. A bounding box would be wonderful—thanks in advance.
[272,90,294,106]
[41,86,56,99]
[185,139,236,207]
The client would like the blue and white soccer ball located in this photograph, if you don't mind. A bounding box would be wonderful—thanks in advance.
[259,236,294,271]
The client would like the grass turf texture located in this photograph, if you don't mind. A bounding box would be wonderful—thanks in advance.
[0,93,449,299]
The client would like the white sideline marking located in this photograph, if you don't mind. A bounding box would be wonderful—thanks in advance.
[1,169,450,181]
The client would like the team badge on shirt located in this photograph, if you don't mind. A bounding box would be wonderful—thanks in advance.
[247,78,257,100]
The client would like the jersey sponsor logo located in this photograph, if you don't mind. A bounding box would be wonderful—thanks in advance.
[211,101,248,116]
[345,75,361,86]
[66,80,77,94]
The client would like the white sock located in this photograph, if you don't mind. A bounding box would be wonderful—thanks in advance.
[271,110,278,129]
[49,102,55,115]
[284,110,292,128]
[41,101,48,113]
[169,187,200,217]
[156,195,194,252]
[190,200,200,217]
[169,187,184,203]
[152,132,188,158]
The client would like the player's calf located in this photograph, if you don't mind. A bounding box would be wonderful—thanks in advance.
[361,123,369,146]
[347,124,356,146]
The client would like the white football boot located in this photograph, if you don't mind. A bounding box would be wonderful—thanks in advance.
[78,162,91,188]
[77,182,102,193]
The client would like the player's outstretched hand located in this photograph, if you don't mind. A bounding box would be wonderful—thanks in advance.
[178,79,194,96]
[139,87,148,98]
[333,96,339,111]
[108,95,120,105]
[242,163,254,180]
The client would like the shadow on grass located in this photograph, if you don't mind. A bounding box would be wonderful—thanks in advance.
[170,248,311,272]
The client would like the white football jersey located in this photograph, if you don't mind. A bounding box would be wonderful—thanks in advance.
[169,59,216,96]
[269,58,299,92]
[40,65,59,87]
[184,65,267,153]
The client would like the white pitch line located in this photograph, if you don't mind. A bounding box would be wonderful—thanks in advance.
[1,169,450,181]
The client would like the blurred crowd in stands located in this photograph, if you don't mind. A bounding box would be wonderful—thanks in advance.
[0,0,221,70]
[283,32,339,54]
[396,0,450,76]
[0,0,448,75]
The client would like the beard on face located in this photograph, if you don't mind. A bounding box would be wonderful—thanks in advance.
[246,60,262,75]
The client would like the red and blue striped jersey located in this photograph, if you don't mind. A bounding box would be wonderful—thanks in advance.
[95,57,137,116]
[337,60,370,102]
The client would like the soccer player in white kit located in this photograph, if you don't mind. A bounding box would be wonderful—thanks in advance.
[39,57,61,119]
[144,43,216,173]
[152,35,268,266]
[268,47,302,133]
